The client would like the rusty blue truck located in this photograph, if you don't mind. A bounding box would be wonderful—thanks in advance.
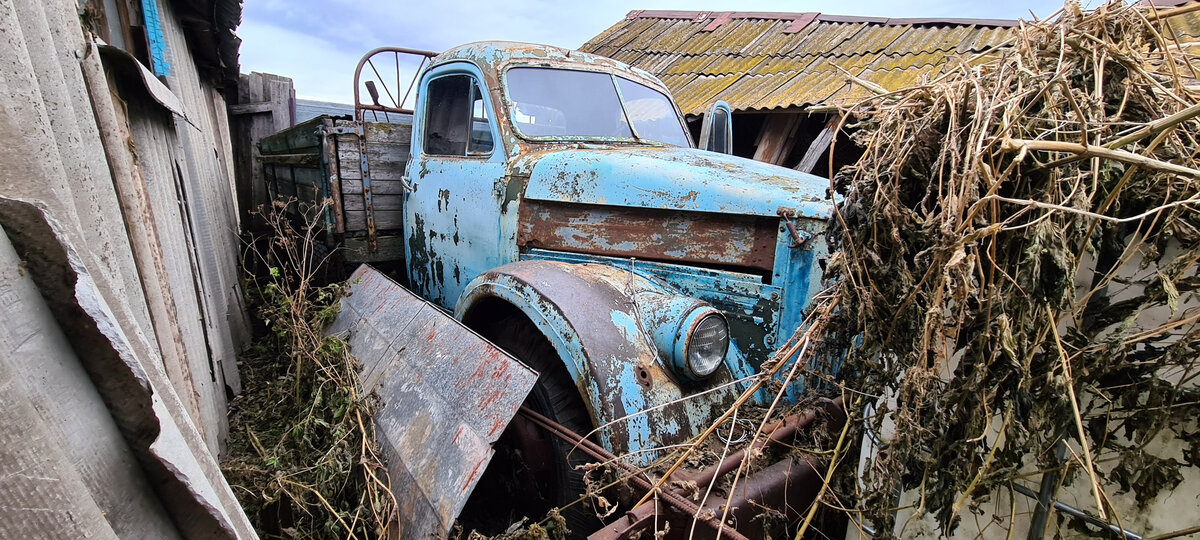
[258,41,838,539]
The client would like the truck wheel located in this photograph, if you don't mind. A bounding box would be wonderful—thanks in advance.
[462,315,600,537]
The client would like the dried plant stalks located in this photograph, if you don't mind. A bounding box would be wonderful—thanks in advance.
[222,200,396,539]
[815,1,1200,537]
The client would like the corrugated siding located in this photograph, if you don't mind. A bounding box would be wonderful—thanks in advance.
[159,0,250,422]
[0,0,254,535]
[124,94,229,452]
[580,12,1017,114]
[2,0,161,355]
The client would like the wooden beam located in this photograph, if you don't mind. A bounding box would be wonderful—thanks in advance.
[752,113,802,165]
[228,102,274,115]
[795,117,839,174]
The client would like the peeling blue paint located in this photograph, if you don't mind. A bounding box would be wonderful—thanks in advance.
[618,368,654,459]
[402,42,838,463]
[522,146,831,219]
[141,0,170,77]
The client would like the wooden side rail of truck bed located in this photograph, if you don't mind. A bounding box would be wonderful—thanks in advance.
[258,115,412,262]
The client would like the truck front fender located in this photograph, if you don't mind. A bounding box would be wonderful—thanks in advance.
[454,260,740,459]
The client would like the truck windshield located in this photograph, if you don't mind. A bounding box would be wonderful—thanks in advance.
[505,67,690,147]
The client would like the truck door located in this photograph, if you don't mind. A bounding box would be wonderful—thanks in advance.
[405,64,506,309]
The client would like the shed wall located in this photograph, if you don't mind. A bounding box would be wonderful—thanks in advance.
[0,0,253,535]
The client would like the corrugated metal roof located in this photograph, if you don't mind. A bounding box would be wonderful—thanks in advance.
[579,10,1018,115]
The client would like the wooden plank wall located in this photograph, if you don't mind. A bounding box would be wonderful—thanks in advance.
[231,72,295,228]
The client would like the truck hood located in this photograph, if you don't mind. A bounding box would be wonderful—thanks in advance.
[514,146,832,219]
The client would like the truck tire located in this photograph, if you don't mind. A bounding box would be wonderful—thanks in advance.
[464,314,600,537]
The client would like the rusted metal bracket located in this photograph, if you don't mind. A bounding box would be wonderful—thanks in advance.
[320,122,380,251]
[355,122,378,252]
[521,399,846,540]
[516,407,750,540]
[318,121,345,235]
[778,208,814,248]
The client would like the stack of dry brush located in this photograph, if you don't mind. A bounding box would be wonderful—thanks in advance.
[819,1,1200,536]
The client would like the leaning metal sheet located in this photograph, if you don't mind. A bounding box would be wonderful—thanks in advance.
[327,265,538,537]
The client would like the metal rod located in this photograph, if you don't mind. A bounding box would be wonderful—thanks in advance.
[366,58,398,108]
[1028,442,1066,540]
[353,47,437,122]
[1012,483,1142,540]
[681,397,842,488]
[516,407,751,540]
[402,57,427,110]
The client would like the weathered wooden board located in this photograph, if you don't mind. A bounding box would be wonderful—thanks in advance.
[345,210,405,231]
[259,115,324,155]
[258,153,320,167]
[337,143,410,180]
[342,235,407,263]
[290,166,323,188]
[364,121,413,142]
[343,193,403,211]
[326,265,536,539]
[341,179,407,195]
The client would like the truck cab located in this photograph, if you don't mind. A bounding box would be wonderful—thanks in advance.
[261,40,836,532]
[402,41,832,456]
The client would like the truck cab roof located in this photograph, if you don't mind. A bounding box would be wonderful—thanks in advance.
[431,41,671,98]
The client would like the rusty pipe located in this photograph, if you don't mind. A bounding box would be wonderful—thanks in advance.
[517,407,751,540]
[681,397,844,489]
[705,458,823,539]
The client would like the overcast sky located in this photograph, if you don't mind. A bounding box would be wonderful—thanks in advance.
[238,0,1075,104]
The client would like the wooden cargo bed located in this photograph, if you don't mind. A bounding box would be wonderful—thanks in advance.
[258,115,412,262]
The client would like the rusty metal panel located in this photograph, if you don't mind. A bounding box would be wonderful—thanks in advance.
[328,265,538,538]
[517,200,778,273]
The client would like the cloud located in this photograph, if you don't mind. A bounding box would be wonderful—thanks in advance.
[237,18,363,102]
[237,0,1071,103]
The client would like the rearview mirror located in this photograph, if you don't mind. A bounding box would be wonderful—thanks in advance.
[699,100,732,154]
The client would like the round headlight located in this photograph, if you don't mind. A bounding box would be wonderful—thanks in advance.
[681,311,728,379]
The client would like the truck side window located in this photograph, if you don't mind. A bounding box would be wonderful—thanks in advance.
[424,74,494,156]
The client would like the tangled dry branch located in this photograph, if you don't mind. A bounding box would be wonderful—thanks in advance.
[817,1,1200,536]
